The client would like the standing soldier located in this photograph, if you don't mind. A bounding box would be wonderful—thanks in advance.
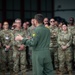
[1,21,13,75]
[43,17,50,28]
[68,17,75,69]
[58,24,72,75]
[27,19,36,69]
[58,20,65,32]
[54,17,60,27]
[23,22,30,38]
[28,18,36,37]
[49,18,59,74]
[0,23,3,74]
[72,26,75,68]
[13,19,26,75]
[68,17,75,31]
[23,22,31,70]
[11,22,17,30]
[0,23,2,30]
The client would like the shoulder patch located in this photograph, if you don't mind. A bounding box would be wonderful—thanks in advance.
[32,33,36,37]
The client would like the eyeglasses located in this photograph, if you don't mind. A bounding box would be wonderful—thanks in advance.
[70,20,74,21]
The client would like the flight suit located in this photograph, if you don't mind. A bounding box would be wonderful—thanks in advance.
[22,25,55,75]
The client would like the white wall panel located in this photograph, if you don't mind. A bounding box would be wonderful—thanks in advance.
[54,0,75,21]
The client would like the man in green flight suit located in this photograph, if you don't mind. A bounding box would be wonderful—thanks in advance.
[15,14,55,75]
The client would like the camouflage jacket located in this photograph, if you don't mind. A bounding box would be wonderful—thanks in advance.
[0,29,13,48]
[12,29,26,48]
[49,25,58,47]
[72,27,75,45]
[58,30,72,48]
[68,25,75,34]
[28,25,36,37]
[23,29,30,38]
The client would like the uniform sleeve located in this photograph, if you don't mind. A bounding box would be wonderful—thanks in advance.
[22,29,40,47]
[9,32,14,47]
[73,35,75,45]
[66,34,72,47]
[0,31,2,46]
[27,28,32,37]
[72,30,75,45]
[58,33,63,46]
[11,30,16,46]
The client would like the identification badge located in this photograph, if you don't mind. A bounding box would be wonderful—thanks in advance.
[5,36,9,40]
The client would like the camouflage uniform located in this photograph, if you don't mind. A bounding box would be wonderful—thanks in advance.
[68,25,75,69]
[72,27,75,64]
[13,29,26,75]
[28,25,36,37]
[28,25,36,65]
[0,30,3,74]
[49,25,59,69]
[23,29,31,69]
[68,24,75,32]
[58,30,72,73]
[0,29,13,73]
[58,27,62,33]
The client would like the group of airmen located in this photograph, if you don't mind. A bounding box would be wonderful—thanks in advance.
[0,16,75,75]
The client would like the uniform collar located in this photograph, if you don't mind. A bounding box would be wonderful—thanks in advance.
[14,28,22,31]
[38,24,44,27]
[62,30,68,33]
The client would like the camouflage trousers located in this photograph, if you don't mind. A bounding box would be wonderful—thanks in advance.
[58,47,72,72]
[13,50,26,73]
[49,47,59,69]
[1,48,13,71]
[74,47,75,62]
[0,49,2,72]
[29,47,33,65]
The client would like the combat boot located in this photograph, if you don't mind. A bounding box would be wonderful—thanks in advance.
[10,71,14,75]
[68,71,73,75]
[56,69,60,74]
[13,72,18,75]
[2,71,5,75]
[14,73,18,75]
[22,72,26,75]
[59,72,64,75]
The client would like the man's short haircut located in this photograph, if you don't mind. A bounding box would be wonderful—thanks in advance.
[15,18,21,22]
[69,17,74,21]
[62,22,68,26]
[34,14,44,23]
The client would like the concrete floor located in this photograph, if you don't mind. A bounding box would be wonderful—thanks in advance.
[5,70,75,75]
[26,70,75,75]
